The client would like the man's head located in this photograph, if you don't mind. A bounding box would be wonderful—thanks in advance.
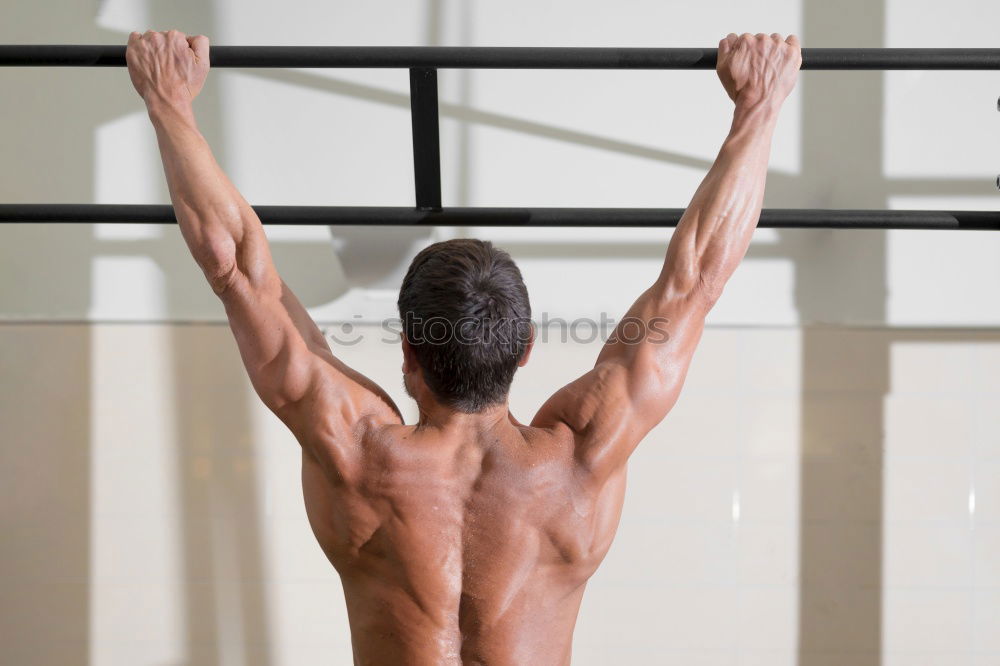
[397,239,533,413]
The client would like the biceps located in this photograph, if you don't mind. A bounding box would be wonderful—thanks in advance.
[630,320,704,420]
[600,294,706,416]
[553,307,706,473]
[220,275,321,411]
[218,275,403,430]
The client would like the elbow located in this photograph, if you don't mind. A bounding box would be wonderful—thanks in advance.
[179,203,247,294]
[194,242,239,295]
[693,270,725,309]
[206,258,239,296]
[661,264,724,311]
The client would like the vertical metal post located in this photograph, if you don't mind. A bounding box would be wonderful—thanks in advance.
[409,68,442,210]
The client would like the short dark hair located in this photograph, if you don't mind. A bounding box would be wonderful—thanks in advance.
[398,239,532,412]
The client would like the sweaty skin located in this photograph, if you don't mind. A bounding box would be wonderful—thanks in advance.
[127,30,800,664]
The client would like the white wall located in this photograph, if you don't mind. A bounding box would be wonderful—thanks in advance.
[1,0,999,664]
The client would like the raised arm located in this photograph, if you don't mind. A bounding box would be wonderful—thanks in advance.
[127,31,401,451]
[533,33,801,477]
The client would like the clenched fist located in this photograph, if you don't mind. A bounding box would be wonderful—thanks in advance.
[126,30,210,105]
[717,33,801,109]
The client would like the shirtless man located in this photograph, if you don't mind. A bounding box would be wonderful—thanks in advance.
[126,30,800,664]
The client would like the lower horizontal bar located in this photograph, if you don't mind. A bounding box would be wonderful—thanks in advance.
[0,205,998,230]
[2,46,1000,70]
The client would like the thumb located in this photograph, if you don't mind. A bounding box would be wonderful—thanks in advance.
[187,35,210,64]
[718,33,736,63]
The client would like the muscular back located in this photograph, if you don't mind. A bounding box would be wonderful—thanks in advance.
[300,419,627,665]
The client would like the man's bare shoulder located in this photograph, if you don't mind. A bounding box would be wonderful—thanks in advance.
[531,362,633,433]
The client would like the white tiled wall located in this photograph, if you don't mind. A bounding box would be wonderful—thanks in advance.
[2,323,997,664]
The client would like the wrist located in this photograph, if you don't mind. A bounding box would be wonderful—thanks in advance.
[145,91,196,127]
[731,97,782,130]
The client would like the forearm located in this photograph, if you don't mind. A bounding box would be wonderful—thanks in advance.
[658,100,781,302]
[147,98,268,290]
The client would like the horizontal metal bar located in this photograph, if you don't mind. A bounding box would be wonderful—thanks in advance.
[0,205,998,230]
[2,45,1000,70]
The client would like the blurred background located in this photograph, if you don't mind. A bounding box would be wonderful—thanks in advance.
[1,0,998,664]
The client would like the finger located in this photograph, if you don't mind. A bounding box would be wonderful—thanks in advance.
[188,35,210,63]
[755,33,767,40]
[786,34,801,47]
[128,31,141,45]
[771,33,782,41]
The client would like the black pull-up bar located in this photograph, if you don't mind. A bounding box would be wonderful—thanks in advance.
[2,45,1000,70]
[1,205,998,230]
[1,44,997,230]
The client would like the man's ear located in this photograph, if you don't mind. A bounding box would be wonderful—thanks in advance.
[401,335,417,373]
[517,323,536,367]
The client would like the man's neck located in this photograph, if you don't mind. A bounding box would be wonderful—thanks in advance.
[415,399,514,433]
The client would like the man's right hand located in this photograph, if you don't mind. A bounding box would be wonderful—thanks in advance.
[716,33,801,109]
